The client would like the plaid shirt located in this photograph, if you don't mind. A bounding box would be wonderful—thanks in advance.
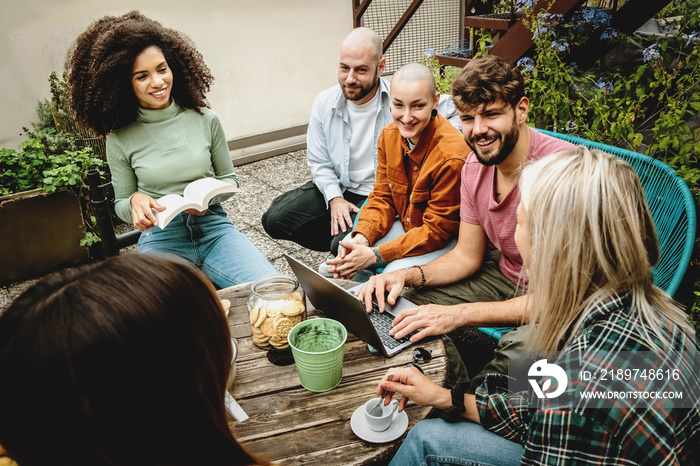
[476,292,700,465]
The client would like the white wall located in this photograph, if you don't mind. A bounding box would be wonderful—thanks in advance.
[0,0,352,149]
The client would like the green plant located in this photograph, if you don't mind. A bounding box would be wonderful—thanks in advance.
[80,216,102,248]
[660,0,700,18]
[2,71,112,252]
[516,3,700,177]
[0,128,105,197]
[690,281,700,332]
[473,29,494,57]
[0,127,107,252]
[22,99,56,139]
[49,71,107,158]
[423,50,461,95]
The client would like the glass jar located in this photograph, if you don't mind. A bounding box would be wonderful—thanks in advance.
[247,274,306,350]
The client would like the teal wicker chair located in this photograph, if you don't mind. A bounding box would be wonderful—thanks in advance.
[478,129,697,340]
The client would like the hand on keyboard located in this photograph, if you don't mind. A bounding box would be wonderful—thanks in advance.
[368,307,418,349]
[389,303,462,342]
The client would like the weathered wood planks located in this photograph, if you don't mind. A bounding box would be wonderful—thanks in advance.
[219,280,447,465]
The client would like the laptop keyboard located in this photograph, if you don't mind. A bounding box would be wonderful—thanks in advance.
[368,303,419,349]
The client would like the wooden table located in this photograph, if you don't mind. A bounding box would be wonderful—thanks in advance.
[218,280,447,466]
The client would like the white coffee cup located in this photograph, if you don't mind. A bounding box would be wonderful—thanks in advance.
[364,397,399,432]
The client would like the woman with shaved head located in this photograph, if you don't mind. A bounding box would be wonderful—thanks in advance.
[325,63,469,281]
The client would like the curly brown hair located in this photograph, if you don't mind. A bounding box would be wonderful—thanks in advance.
[65,11,214,136]
[451,55,525,114]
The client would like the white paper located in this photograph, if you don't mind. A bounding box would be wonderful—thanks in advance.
[224,391,249,422]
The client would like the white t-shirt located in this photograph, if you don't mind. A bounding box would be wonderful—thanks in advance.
[346,91,380,195]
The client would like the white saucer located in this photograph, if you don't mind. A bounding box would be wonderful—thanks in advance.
[350,405,409,443]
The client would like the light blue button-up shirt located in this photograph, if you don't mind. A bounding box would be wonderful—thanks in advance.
[306,77,461,206]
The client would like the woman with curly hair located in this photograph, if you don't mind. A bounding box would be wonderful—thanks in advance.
[66,11,276,287]
[0,254,270,465]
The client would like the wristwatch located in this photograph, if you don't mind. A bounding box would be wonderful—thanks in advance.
[442,380,469,423]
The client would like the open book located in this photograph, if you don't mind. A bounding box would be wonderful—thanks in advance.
[153,178,240,229]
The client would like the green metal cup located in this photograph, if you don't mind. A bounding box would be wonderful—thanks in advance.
[288,318,347,392]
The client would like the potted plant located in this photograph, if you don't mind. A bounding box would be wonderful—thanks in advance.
[0,74,107,285]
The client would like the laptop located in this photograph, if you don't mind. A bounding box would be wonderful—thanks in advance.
[284,254,419,357]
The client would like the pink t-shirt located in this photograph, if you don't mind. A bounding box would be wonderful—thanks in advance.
[460,127,576,284]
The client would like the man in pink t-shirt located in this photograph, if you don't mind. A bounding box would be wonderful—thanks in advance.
[460,126,575,285]
[358,55,575,390]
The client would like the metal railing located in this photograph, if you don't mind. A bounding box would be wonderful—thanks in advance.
[352,0,463,74]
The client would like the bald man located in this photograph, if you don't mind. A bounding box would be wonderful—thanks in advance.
[262,29,460,256]
[325,63,469,279]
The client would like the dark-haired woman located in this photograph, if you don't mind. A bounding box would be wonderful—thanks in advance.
[66,11,276,287]
[0,254,269,465]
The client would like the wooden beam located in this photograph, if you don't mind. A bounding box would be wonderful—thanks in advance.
[352,0,373,28]
[383,0,425,53]
[437,55,470,68]
[464,12,521,31]
[489,0,584,63]
[610,0,673,35]
[568,0,673,69]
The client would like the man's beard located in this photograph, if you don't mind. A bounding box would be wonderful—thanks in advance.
[341,69,379,102]
[468,114,520,166]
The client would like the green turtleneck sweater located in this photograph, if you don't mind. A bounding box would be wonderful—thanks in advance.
[106,101,239,223]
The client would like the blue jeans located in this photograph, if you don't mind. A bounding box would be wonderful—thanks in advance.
[389,418,523,466]
[138,205,277,288]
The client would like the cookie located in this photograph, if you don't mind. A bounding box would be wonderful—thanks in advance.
[220,299,231,313]
[253,333,271,346]
[253,307,267,328]
[249,306,260,325]
[269,336,288,349]
[260,317,275,337]
[287,314,304,326]
[281,300,305,316]
[274,317,295,339]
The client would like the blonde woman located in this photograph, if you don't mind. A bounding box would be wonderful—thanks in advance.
[377,147,699,465]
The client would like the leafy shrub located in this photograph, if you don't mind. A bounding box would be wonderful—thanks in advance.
[0,128,105,197]
[516,3,699,182]
[423,50,461,94]
[22,99,56,139]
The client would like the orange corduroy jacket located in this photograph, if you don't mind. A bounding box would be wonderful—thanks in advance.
[353,113,468,262]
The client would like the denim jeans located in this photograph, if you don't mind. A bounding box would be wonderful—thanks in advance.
[389,418,523,466]
[138,205,277,288]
